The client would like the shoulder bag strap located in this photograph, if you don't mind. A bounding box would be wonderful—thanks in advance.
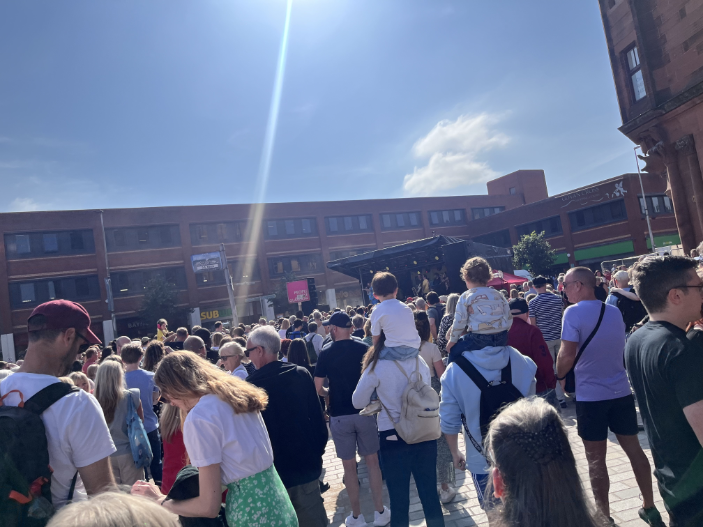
[569,303,606,373]
[66,472,79,503]
[500,357,513,384]
[453,355,490,391]
[25,383,79,415]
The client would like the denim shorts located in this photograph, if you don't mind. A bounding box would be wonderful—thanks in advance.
[448,331,509,364]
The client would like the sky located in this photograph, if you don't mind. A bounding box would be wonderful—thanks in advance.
[0,0,636,212]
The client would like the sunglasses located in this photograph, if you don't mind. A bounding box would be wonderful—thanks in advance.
[244,345,259,357]
[74,332,92,353]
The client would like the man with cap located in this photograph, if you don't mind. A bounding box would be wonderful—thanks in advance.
[528,275,566,408]
[507,298,558,409]
[313,312,389,527]
[0,300,117,508]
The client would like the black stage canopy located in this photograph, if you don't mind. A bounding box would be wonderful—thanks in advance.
[327,236,513,297]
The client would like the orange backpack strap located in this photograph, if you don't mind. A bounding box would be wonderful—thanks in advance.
[0,389,25,408]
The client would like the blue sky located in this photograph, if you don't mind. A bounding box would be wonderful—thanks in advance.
[0,1,635,212]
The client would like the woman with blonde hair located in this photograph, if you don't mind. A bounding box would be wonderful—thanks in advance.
[160,403,188,494]
[94,360,145,485]
[278,319,290,339]
[68,371,91,392]
[218,341,249,380]
[131,351,297,526]
[211,331,224,351]
[47,492,179,527]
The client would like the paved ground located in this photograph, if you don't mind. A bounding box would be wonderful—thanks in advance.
[320,401,669,527]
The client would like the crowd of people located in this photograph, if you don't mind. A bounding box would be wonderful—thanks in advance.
[1,253,703,527]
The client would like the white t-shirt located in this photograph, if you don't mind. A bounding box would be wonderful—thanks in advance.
[0,373,116,508]
[418,341,442,378]
[183,394,273,484]
[305,332,324,354]
[231,364,248,380]
[278,329,287,339]
[370,299,421,348]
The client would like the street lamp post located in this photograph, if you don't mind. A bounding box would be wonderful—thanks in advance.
[634,146,657,253]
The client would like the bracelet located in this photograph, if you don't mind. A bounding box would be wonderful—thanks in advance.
[556,374,567,381]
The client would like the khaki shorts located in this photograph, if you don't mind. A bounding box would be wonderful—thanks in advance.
[329,414,380,460]
[110,452,144,486]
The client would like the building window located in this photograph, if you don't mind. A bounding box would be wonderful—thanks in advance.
[509,187,516,195]
[285,220,295,235]
[473,230,512,248]
[114,230,126,246]
[216,224,227,241]
[267,221,278,237]
[42,233,58,253]
[325,215,373,234]
[70,231,84,250]
[380,211,422,231]
[20,283,35,303]
[472,207,505,220]
[160,226,172,244]
[197,225,208,240]
[16,235,31,254]
[430,212,439,225]
[639,195,673,216]
[10,275,100,308]
[569,199,627,232]
[137,229,149,244]
[626,46,646,101]
[302,219,312,234]
[442,211,450,224]
[516,216,563,238]
[268,254,323,276]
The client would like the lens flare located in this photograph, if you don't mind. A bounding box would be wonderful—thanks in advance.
[238,0,293,313]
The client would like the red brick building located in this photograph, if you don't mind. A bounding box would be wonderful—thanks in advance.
[0,169,676,361]
[597,0,703,251]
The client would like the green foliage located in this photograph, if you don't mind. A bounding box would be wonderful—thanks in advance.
[138,275,192,330]
[271,271,299,316]
[512,231,556,276]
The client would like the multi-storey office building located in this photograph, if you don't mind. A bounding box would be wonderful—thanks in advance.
[0,169,675,360]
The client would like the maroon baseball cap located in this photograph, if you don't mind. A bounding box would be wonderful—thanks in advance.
[28,300,102,345]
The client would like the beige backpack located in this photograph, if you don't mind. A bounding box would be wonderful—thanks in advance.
[379,357,441,444]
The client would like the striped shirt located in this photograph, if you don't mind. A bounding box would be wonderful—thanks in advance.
[528,292,563,341]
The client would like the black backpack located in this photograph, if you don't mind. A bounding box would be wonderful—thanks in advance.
[613,292,648,332]
[0,383,80,526]
[454,355,524,453]
[305,334,319,364]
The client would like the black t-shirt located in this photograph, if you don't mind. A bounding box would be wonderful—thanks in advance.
[314,338,369,417]
[626,321,703,521]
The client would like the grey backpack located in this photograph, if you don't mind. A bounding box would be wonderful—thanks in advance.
[379,357,441,444]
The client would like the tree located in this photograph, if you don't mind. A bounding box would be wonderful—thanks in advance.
[271,271,299,316]
[512,231,556,276]
[138,275,192,333]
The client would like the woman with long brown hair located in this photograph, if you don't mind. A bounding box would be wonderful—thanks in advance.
[485,397,609,527]
[143,340,165,372]
[131,351,297,526]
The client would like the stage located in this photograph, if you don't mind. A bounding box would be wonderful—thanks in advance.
[327,236,513,302]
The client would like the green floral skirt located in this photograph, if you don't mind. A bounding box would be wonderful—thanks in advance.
[225,464,298,526]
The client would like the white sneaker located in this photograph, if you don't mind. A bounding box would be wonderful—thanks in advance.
[345,513,366,527]
[440,486,457,504]
[374,506,391,526]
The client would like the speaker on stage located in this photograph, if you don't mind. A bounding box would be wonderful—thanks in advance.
[442,242,468,294]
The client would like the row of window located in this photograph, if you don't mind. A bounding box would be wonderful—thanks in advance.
[515,216,563,238]
[9,275,101,309]
[106,225,181,251]
[639,195,673,216]
[5,230,95,259]
[196,260,261,287]
[111,267,188,297]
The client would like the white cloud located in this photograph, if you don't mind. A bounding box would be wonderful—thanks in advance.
[403,113,509,196]
[10,197,41,212]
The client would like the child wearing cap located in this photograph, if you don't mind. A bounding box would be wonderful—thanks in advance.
[445,257,512,364]
[360,271,421,416]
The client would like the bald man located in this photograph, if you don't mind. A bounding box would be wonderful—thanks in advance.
[115,336,131,355]
[557,267,657,522]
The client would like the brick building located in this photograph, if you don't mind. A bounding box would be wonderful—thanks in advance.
[467,172,678,269]
[0,169,676,361]
[597,0,703,251]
